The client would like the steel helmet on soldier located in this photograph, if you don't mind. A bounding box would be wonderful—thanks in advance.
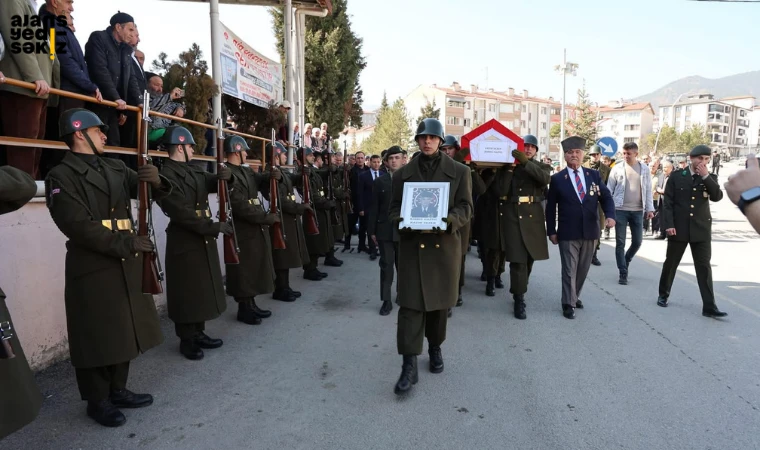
[588,144,602,155]
[59,108,109,137]
[442,135,460,150]
[224,135,250,154]
[523,134,539,149]
[161,126,196,146]
[266,141,287,155]
[415,118,445,142]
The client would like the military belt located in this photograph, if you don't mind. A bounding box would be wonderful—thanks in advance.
[101,219,133,231]
[248,198,261,206]
[500,196,544,204]
[195,209,212,218]
[287,194,296,201]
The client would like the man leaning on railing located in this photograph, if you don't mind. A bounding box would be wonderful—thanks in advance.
[143,72,185,145]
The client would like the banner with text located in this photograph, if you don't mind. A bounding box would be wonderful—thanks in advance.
[219,22,283,109]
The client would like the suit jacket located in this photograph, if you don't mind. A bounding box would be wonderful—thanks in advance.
[357,168,384,213]
[84,27,141,103]
[545,167,615,241]
[367,172,397,242]
[662,169,722,243]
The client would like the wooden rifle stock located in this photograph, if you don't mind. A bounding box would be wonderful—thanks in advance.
[301,147,320,235]
[217,129,240,264]
[269,130,286,249]
[138,91,163,295]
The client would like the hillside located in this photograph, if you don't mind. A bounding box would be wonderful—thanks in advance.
[634,70,760,110]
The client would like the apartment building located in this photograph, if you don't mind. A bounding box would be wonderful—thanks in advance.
[659,94,754,155]
[750,106,760,152]
[404,82,564,157]
[595,101,655,150]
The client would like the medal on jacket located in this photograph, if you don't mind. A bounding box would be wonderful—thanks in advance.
[589,182,596,196]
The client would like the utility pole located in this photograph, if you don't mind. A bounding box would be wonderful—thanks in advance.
[554,48,578,169]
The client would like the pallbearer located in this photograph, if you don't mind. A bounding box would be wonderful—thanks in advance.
[156,126,230,361]
[223,135,280,324]
[389,118,473,395]
[45,109,169,427]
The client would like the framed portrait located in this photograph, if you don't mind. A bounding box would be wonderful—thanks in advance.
[399,182,450,230]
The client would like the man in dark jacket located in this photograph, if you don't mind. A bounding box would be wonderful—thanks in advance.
[156,126,232,361]
[357,154,383,258]
[46,109,170,427]
[84,12,140,146]
[346,152,369,250]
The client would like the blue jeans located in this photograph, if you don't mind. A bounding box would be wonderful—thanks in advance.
[615,210,643,274]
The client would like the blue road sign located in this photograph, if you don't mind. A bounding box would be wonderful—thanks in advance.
[596,137,618,157]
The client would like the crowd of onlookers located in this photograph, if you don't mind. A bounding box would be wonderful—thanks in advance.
[0,1,189,180]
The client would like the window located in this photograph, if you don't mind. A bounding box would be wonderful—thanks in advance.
[685,106,692,113]
[624,124,640,131]
[738,128,745,136]
[541,122,547,130]
[522,105,527,112]
[740,109,747,117]
[447,100,465,108]
[488,104,497,112]
[465,102,471,110]
[463,118,471,127]
[500,103,514,114]
[540,137,546,145]
[529,112,532,121]
[446,116,460,125]
[550,107,561,115]
[674,106,681,113]
[624,137,636,143]
[540,107,547,115]
[708,104,722,113]
[520,120,526,128]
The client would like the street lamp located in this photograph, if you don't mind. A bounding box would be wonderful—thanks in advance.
[554,48,578,168]
[654,93,689,155]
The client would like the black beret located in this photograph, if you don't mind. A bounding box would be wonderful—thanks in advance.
[689,144,711,157]
[384,146,403,160]
[110,12,135,26]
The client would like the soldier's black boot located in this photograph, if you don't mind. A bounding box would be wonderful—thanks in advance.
[194,332,223,349]
[495,275,505,289]
[286,287,302,298]
[486,277,495,297]
[394,355,418,395]
[428,346,444,373]
[236,299,262,325]
[456,295,463,307]
[87,399,126,427]
[324,252,343,267]
[249,297,271,318]
[303,270,323,281]
[513,294,527,320]
[180,340,204,360]
[109,389,153,409]
[272,289,297,302]
[379,300,393,316]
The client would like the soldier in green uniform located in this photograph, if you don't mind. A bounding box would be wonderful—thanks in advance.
[267,142,309,302]
[223,135,280,325]
[657,144,726,317]
[499,135,552,319]
[319,150,344,267]
[1,166,42,437]
[583,144,612,265]
[298,147,337,281]
[389,118,473,395]
[46,109,168,427]
[156,126,231,361]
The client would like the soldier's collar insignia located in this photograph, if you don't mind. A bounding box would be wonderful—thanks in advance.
[682,170,688,176]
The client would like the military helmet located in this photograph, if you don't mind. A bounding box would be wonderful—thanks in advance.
[161,126,196,146]
[266,141,287,155]
[442,135,460,149]
[224,135,249,154]
[59,108,109,137]
[588,144,602,155]
[415,118,445,142]
[523,134,539,149]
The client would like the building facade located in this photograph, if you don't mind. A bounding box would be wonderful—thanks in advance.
[595,101,655,150]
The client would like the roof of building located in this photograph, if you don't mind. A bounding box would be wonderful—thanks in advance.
[428,84,562,106]
[720,95,756,101]
[597,102,653,113]
[161,0,332,11]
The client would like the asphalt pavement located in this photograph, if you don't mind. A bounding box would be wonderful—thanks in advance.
[3,160,759,450]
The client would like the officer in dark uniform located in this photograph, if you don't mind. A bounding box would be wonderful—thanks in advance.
[298,147,337,280]
[501,135,552,319]
[46,109,169,427]
[368,146,404,316]
[389,118,473,396]
[583,144,611,265]
[1,166,42,437]
[156,126,231,360]
[657,144,726,317]
[224,135,280,325]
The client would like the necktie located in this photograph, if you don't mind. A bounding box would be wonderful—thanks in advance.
[373,170,377,180]
[574,170,585,201]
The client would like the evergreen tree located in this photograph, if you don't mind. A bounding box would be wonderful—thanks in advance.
[566,82,596,148]
[151,44,218,151]
[270,0,366,132]
[417,97,440,125]
[361,97,412,155]
[678,124,711,153]
[349,134,359,153]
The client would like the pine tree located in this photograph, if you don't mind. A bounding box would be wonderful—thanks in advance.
[417,97,440,125]
[361,97,412,155]
[349,134,359,153]
[270,0,366,132]
[678,124,711,153]
[566,82,596,149]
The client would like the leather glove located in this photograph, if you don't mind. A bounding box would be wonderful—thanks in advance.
[217,222,234,236]
[137,164,161,189]
[217,166,232,181]
[263,213,281,225]
[296,203,313,215]
[512,150,529,165]
[271,168,283,181]
[129,235,154,253]
[399,227,415,234]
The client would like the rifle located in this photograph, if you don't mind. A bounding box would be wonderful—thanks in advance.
[343,141,353,214]
[217,123,240,264]
[301,146,320,235]
[326,146,339,225]
[138,91,164,295]
[270,129,287,249]
[0,321,15,359]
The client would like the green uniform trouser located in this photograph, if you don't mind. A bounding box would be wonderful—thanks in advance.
[378,240,398,303]
[175,322,206,340]
[484,249,506,277]
[509,257,535,296]
[397,308,447,355]
[75,362,129,401]
[459,254,466,294]
[274,269,290,291]
[658,240,716,309]
[303,254,320,271]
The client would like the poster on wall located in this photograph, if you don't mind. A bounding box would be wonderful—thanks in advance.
[218,22,283,108]
[462,119,524,166]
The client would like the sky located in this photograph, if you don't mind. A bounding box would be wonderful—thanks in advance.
[64,0,758,110]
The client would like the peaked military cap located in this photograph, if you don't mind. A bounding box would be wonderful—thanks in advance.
[689,144,712,157]
[384,146,404,160]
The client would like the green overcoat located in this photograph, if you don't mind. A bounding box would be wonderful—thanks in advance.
[663,169,722,243]
[158,159,227,323]
[299,165,334,254]
[46,153,166,367]
[266,170,310,269]
[0,166,42,439]
[389,152,473,311]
